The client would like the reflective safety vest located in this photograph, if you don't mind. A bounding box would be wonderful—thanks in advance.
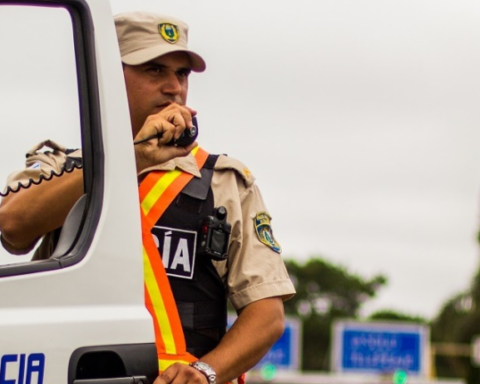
[139,146,209,372]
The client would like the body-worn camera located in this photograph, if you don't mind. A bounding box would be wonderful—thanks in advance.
[197,206,231,261]
[167,116,199,147]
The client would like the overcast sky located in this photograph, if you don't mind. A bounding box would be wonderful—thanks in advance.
[107,0,480,319]
[2,0,480,320]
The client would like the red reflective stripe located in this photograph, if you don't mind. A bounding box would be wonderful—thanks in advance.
[138,169,165,199]
[139,147,210,369]
[158,353,197,371]
[143,223,186,352]
[144,282,166,353]
[139,148,210,230]
[138,147,209,203]
[144,171,192,228]
[238,373,247,384]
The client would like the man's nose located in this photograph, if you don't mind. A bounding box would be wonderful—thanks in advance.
[161,72,182,95]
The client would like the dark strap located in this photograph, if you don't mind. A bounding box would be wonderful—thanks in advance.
[177,300,227,358]
[181,155,218,200]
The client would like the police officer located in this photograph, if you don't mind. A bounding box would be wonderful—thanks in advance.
[0,12,296,384]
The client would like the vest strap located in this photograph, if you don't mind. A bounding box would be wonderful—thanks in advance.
[140,149,247,384]
[139,146,209,371]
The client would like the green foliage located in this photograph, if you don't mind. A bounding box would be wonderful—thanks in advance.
[284,257,387,371]
[430,293,476,381]
[301,315,332,371]
[455,308,480,384]
[278,230,480,384]
[284,258,386,318]
[429,263,480,384]
[369,309,427,323]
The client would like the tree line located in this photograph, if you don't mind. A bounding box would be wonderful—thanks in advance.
[282,255,480,384]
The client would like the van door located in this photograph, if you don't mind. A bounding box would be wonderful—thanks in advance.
[0,0,157,383]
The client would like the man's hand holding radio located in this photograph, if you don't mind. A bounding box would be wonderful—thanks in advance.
[133,103,198,173]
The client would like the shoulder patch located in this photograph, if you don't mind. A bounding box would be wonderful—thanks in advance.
[254,212,282,253]
[214,155,255,187]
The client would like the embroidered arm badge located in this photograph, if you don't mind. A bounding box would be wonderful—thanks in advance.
[254,212,281,253]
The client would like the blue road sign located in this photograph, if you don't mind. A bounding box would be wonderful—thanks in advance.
[331,320,429,376]
[256,320,299,370]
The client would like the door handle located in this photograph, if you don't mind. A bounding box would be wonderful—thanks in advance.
[73,376,148,384]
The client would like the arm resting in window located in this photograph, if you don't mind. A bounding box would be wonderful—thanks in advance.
[0,168,84,254]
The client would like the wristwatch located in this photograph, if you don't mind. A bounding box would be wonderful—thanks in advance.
[189,361,217,384]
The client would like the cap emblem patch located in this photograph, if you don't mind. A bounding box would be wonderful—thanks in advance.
[254,212,281,253]
[158,23,179,44]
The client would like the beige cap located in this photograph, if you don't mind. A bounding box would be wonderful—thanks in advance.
[114,12,206,72]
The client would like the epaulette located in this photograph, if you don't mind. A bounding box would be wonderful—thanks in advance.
[214,155,255,187]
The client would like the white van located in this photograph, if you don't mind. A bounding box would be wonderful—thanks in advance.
[0,0,158,382]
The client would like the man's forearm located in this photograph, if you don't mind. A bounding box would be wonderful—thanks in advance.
[201,297,285,384]
[0,168,84,249]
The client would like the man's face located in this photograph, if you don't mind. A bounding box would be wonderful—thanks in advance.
[123,51,192,137]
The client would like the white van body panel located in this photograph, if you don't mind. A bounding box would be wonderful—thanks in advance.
[0,0,155,382]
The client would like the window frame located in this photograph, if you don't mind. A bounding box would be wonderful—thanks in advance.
[0,0,103,276]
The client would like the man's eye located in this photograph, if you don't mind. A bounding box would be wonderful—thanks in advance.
[177,69,191,78]
[147,66,163,74]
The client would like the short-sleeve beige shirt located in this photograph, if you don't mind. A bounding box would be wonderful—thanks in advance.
[3,143,296,310]
[1,140,82,257]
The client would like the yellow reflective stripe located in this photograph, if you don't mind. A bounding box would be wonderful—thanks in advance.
[143,247,177,354]
[159,358,189,372]
[141,169,182,217]
[140,146,201,217]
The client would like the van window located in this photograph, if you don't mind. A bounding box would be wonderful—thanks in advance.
[0,2,101,272]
